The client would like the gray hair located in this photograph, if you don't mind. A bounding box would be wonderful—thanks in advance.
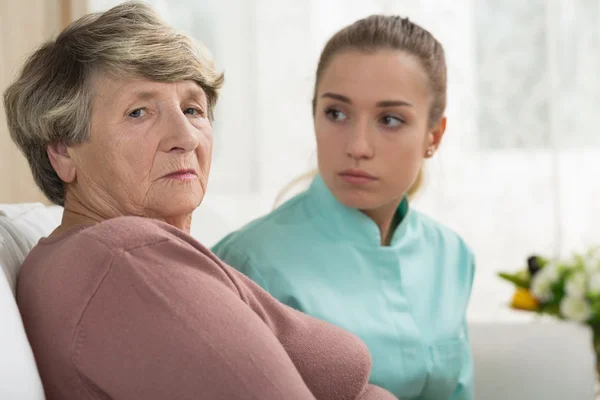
[3,1,224,206]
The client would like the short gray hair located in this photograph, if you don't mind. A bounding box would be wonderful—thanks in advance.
[3,1,224,206]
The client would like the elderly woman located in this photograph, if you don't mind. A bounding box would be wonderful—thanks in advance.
[3,3,396,400]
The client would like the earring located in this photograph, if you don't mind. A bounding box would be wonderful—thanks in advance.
[426,149,434,157]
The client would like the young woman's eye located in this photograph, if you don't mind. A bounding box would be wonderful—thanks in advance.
[325,107,348,122]
[380,115,403,128]
[128,108,147,118]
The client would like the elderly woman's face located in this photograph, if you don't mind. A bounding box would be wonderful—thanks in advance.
[68,74,212,221]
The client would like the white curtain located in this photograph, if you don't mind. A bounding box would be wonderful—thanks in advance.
[89,0,600,317]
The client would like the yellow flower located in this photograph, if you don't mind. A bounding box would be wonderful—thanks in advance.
[511,288,539,311]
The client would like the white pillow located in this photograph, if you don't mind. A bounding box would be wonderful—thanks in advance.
[0,268,45,399]
[0,203,60,400]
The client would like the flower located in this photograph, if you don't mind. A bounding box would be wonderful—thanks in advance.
[531,263,559,302]
[500,247,600,326]
[565,272,587,298]
[560,296,592,323]
[511,288,538,311]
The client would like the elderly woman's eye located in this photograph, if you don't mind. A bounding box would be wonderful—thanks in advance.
[183,107,203,117]
[128,108,147,118]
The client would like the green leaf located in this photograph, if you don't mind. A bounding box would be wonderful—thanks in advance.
[539,302,561,318]
[534,256,550,268]
[498,272,530,289]
[589,297,600,322]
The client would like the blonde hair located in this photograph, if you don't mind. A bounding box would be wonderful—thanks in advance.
[276,15,445,207]
[3,1,224,206]
[313,15,446,126]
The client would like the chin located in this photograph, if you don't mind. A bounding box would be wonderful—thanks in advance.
[331,189,382,211]
[155,191,204,217]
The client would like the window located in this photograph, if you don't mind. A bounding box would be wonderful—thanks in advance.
[476,0,600,149]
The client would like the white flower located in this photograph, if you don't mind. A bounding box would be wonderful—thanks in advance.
[589,272,600,295]
[560,296,592,323]
[531,277,553,302]
[544,262,560,281]
[565,272,587,298]
[531,263,560,302]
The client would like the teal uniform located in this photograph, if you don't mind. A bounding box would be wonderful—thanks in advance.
[212,175,475,399]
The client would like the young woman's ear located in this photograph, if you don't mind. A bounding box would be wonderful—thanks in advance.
[425,116,447,157]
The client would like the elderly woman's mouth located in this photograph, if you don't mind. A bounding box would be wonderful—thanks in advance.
[161,169,198,180]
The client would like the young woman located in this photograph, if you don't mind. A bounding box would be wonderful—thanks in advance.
[213,15,475,400]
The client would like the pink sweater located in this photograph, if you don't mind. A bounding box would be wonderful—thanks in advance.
[17,216,396,400]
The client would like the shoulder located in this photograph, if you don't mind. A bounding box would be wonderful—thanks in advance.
[410,210,476,283]
[20,216,182,287]
[79,216,234,282]
[406,210,476,298]
[412,210,473,256]
[79,216,193,253]
[23,216,213,280]
[44,216,232,292]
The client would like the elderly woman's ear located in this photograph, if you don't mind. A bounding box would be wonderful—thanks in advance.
[47,142,76,184]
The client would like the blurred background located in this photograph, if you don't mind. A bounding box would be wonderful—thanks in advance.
[3,1,600,397]
[2,0,600,319]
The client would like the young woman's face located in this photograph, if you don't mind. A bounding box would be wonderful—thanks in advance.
[314,49,445,212]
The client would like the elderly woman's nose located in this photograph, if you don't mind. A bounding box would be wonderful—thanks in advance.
[162,109,201,153]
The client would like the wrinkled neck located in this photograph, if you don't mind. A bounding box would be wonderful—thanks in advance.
[54,191,192,236]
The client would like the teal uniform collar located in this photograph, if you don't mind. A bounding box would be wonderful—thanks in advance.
[308,174,412,248]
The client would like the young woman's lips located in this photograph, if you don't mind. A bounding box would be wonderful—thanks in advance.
[338,169,378,184]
